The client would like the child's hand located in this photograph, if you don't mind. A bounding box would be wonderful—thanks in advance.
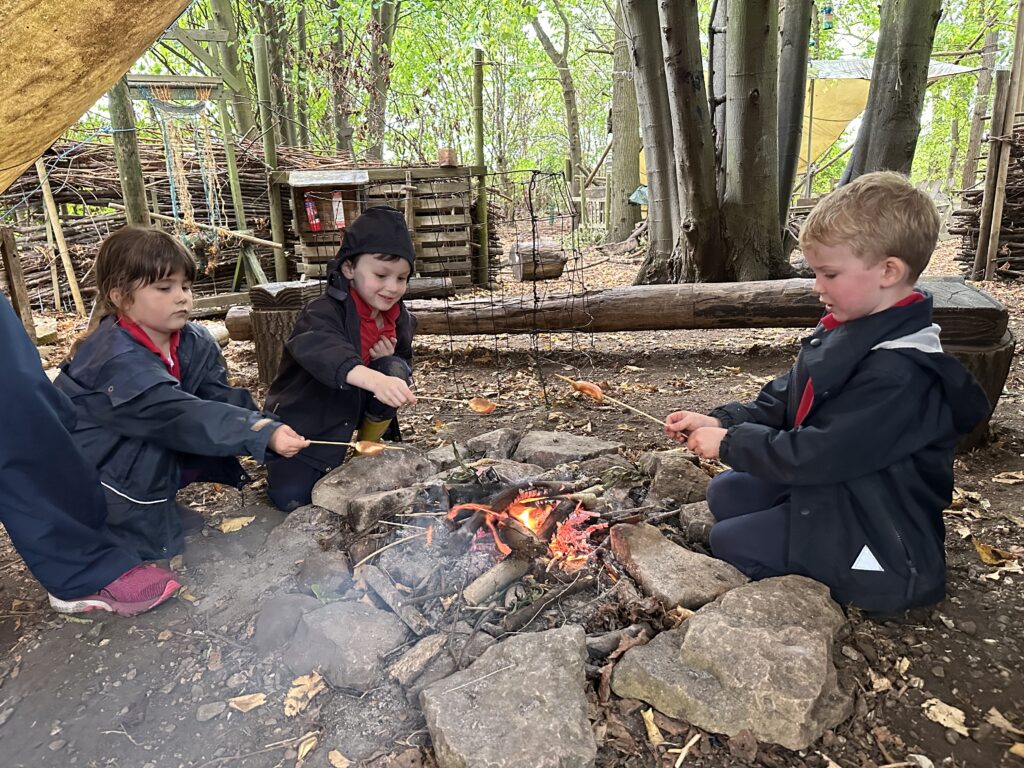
[369,337,397,360]
[665,411,721,442]
[687,427,727,459]
[373,374,417,408]
[269,424,310,457]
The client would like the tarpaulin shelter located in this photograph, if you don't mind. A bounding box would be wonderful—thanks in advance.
[0,0,191,194]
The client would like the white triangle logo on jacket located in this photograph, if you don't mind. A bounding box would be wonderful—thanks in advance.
[851,545,885,572]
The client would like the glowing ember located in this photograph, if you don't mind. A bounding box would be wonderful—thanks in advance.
[448,489,604,565]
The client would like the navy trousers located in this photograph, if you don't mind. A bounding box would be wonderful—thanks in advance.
[267,355,411,512]
[706,469,791,580]
[0,295,138,598]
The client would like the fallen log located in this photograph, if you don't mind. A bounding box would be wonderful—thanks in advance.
[363,564,433,636]
[463,557,530,606]
[405,278,1007,346]
[387,634,448,686]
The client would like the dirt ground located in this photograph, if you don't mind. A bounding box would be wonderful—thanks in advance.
[1,239,1022,767]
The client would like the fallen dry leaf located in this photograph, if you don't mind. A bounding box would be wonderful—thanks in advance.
[328,751,351,768]
[285,672,326,717]
[896,657,911,676]
[157,630,173,642]
[228,692,267,713]
[868,667,892,692]
[177,588,198,604]
[992,470,1024,485]
[296,731,318,762]
[1010,743,1024,758]
[641,707,664,746]
[207,646,223,672]
[973,537,1017,566]
[987,707,1024,736]
[219,515,256,533]
[922,698,969,736]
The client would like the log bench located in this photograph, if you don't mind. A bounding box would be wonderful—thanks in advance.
[237,277,1013,449]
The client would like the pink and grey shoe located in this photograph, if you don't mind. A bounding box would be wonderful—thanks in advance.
[48,564,182,617]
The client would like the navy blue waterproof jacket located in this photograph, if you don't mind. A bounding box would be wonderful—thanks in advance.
[709,295,990,615]
[263,267,416,474]
[54,317,279,560]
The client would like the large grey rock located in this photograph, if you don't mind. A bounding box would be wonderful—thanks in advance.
[641,449,710,504]
[284,601,410,690]
[610,523,747,609]
[296,549,352,596]
[465,428,521,459]
[312,449,436,516]
[420,625,597,768]
[678,501,716,546]
[612,576,852,750]
[348,486,422,531]
[512,430,622,469]
[253,593,323,653]
[427,442,472,470]
[437,459,545,486]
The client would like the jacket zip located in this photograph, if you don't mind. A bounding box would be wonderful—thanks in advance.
[887,515,919,601]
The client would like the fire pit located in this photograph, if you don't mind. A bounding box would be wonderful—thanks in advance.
[445,481,607,566]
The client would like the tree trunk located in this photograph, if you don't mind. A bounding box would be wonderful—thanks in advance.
[840,0,942,183]
[531,2,583,199]
[721,0,786,280]
[621,0,679,283]
[777,0,813,226]
[708,0,728,196]
[961,28,998,190]
[260,1,293,146]
[366,0,400,161]
[210,0,256,137]
[296,7,309,146]
[606,5,642,243]
[658,0,728,282]
[331,0,355,154]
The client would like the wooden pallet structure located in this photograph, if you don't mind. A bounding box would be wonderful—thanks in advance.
[278,166,486,291]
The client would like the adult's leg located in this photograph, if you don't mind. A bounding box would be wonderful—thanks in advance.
[709,502,790,580]
[0,294,139,599]
[266,456,324,512]
[706,469,789,522]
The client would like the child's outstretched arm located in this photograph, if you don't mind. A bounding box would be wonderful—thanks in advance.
[664,411,721,443]
[345,365,416,408]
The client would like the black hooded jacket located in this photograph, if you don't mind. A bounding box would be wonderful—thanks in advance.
[709,295,990,614]
[263,264,416,473]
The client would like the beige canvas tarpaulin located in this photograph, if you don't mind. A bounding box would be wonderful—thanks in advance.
[0,0,191,194]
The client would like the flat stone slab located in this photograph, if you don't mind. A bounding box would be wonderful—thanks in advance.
[612,576,852,750]
[284,601,409,690]
[420,624,597,768]
[610,523,747,609]
[253,592,323,653]
[640,448,710,504]
[348,485,423,531]
[678,501,715,546]
[465,428,521,459]
[426,442,471,470]
[312,448,436,516]
[512,430,622,468]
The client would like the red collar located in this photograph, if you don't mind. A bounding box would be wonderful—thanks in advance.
[350,288,400,325]
[819,290,925,331]
[116,314,182,379]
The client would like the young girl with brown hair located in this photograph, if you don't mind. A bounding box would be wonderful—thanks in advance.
[55,226,308,561]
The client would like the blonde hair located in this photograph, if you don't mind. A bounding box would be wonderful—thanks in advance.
[70,226,197,357]
[799,171,940,281]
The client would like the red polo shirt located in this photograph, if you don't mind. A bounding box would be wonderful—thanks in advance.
[117,315,182,379]
[350,290,399,365]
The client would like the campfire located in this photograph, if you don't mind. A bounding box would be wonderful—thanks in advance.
[446,482,607,567]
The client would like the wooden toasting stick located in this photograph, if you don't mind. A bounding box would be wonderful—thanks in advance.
[554,374,665,427]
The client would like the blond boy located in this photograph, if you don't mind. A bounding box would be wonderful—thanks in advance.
[666,172,990,614]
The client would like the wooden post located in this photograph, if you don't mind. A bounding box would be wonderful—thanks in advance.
[473,48,490,286]
[0,226,37,342]
[972,70,1008,279]
[217,95,248,230]
[107,76,151,226]
[44,215,61,310]
[35,160,86,315]
[962,29,999,191]
[254,34,289,281]
[982,2,1024,280]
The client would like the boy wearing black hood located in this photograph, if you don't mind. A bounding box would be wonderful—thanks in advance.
[665,172,991,615]
[265,206,418,511]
